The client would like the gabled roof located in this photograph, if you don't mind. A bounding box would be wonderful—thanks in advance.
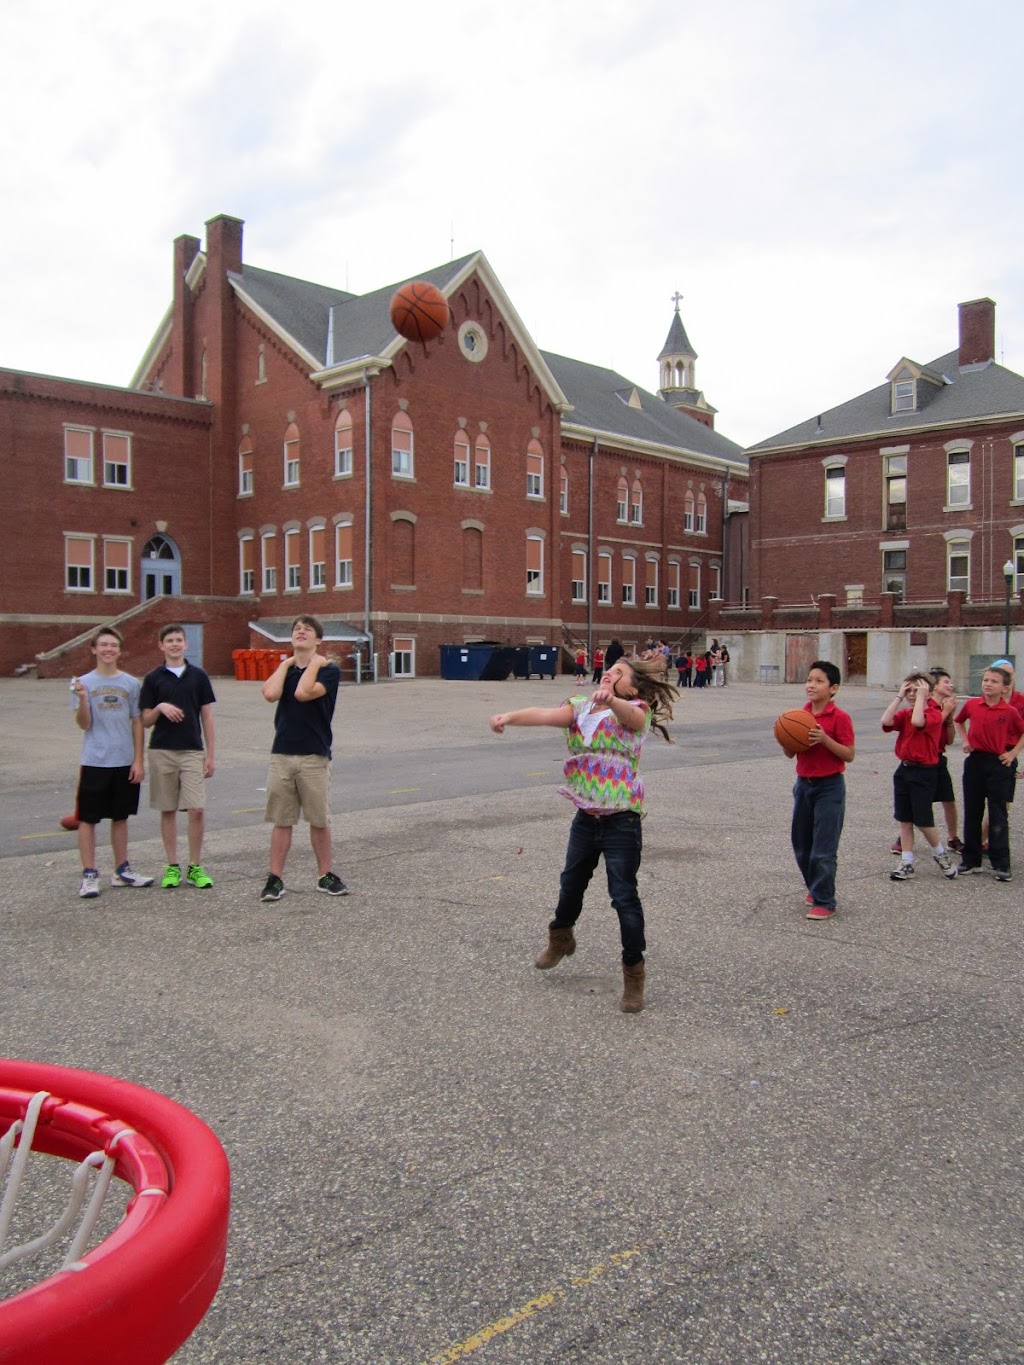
[545,352,746,468]
[750,351,1024,453]
[658,310,696,361]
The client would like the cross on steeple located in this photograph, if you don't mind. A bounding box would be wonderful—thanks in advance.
[671,291,683,313]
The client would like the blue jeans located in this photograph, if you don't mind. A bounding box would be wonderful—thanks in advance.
[791,774,845,910]
[553,809,645,964]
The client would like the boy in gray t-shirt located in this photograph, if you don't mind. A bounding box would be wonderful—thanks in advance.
[71,627,153,899]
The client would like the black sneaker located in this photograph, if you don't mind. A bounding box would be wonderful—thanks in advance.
[994,868,1013,882]
[956,863,984,875]
[317,872,349,896]
[261,874,285,902]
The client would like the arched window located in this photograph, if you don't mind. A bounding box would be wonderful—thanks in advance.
[526,532,544,595]
[392,413,414,478]
[695,493,707,534]
[283,423,300,486]
[335,519,353,588]
[463,525,483,590]
[526,440,544,499]
[454,431,470,487]
[616,477,629,522]
[308,521,326,589]
[630,478,643,525]
[238,533,255,595]
[334,410,353,478]
[391,513,415,584]
[684,491,695,533]
[238,438,253,496]
[560,468,569,516]
[475,435,491,490]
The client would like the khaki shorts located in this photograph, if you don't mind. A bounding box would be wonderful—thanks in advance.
[149,749,206,811]
[264,753,331,828]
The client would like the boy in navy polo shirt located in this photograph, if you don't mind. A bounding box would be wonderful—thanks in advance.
[780,661,855,920]
[882,672,958,881]
[954,666,1024,881]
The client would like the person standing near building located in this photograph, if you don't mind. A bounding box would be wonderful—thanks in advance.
[260,615,348,902]
[140,624,216,890]
[72,626,153,898]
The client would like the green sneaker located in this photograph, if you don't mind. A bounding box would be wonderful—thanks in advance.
[161,864,182,889]
[186,863,214,889]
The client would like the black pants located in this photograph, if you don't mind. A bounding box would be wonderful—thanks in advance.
[553,810,645,964]
[962,751,1016,872]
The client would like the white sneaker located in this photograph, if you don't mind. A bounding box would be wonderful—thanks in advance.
[111,863,155,888]
[933,851,958,880]
[79,870,100,899]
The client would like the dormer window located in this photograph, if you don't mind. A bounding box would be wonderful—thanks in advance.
[892,379,915,413]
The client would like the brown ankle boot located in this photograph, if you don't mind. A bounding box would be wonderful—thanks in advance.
[621,958,645,1013]
[535,923,576,970]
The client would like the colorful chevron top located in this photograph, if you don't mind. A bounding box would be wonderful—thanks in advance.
[557,694,652,813]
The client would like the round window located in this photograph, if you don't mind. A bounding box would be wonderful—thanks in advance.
[458,321,488,363]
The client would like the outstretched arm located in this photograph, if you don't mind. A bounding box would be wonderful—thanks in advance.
[490,704,574,734]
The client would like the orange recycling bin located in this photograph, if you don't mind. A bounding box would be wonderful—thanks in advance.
[231,649,246,680]
[241,650,259,681]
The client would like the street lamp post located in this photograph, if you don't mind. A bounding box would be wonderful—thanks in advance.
[1003,559,1015,660]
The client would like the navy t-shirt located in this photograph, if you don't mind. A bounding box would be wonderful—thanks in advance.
[272,662,340,757]
[139,662,216,751]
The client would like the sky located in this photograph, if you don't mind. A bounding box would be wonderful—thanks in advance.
[3,0,1023,449]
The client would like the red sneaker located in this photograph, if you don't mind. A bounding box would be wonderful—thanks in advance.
[890,839,902,855]
[806,904,836,920]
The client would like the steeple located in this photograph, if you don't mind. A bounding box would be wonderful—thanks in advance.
[657,292,716,430]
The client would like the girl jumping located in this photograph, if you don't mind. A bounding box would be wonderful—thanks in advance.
[489,658,678,1013]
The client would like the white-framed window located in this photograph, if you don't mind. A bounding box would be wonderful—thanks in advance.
[475,435,491,489]
[335,521,353,588]
[454,431,470,487]
[946,448,971,508]
[64,427,94,484]
[689,560,701,608]
[683,490,694,532]
[261,532,277,593]
[239,440,254,496]
[884,452,906,528]
[285,529,300,590]
[645,556,658,607]
[334,410,353,478]
[309,525,326,589]
[883,547,907,599]
[825,466,846,518]
[1014,440,1024,501]
[617,477,629,523]
[1013,533,1024,593]
[392,413,414,478]
[526,534,544,595]
[560,468,569,515]
[102,432,131,488]
[283,423,300,487]
[709,562,722,600]
[667,560,680,609]
[65,534,95,591]
[598,551,612,604]
[239,535,255,594]
[947,538,970,594]
[892,379,915,412]
[630,479,643,526]
[695,493,707,534]
[527,442,544,499]
[622,555,636,606]
[571,549,587,603]
[392,635,415,678]
[103,537,131,593]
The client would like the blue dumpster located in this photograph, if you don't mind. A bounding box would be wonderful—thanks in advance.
[528,646,558,678]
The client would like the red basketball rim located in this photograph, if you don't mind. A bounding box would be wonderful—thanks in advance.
[0,1059,230,1365]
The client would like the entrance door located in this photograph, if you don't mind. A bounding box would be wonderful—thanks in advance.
[392,636,415,678]
[844,632,867,684]
[784,634,819,684]
[180,623,204,669]
[141,534,181,599]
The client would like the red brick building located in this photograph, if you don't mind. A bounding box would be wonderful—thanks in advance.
[0,214,748,678]
[747,299,1024,609]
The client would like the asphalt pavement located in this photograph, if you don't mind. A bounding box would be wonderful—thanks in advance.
[1,676,1022,1363]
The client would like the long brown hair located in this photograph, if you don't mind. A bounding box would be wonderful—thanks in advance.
[624,657,679,744]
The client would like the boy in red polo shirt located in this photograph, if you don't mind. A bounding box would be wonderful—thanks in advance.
[954,666,1024,881]
[882,672,958,881]
[781,660,856,920]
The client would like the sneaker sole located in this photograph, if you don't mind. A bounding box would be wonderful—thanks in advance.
[111,879,155,888]
[806,907,836,919]
[318,887,350,896]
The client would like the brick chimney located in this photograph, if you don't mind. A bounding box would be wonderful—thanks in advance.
[168,233,200,397]
[205,214,243,275]
[958,297,995,367]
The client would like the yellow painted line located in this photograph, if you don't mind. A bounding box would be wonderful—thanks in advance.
[523,771,547,777]
[231,807,264,814]
[422,1249,639,1364]
[23,831,70,840]
[389,787,420,794]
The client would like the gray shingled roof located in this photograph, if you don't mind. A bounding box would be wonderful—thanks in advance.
[544,352,745,466]
[234,255,477,368]
[658,311,696,361]
[751,350,1024,452]
[234,258,745,466]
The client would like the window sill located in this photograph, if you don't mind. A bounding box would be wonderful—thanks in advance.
[821,515,847,523]
[102,484,134,492]
[392,584,417,592]
[65,480,96,488]
[392,474,416,482]
[282,483,300,491]
[334,583,354,592]
[462,588,485,596]
[237,491,253,499]
[333,472,353,481]
[309,586,326,593]
[943,504,972,513]
[526,495,546,502]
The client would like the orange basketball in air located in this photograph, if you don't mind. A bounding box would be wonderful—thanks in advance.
[773,708,818,752]
[389,281,450,343]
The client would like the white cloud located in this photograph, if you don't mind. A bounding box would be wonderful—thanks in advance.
[2,0,1023,445]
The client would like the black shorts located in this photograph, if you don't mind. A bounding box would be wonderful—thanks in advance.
[77,765,140,825]
[893,762,937,829]
[933,753,955,805]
